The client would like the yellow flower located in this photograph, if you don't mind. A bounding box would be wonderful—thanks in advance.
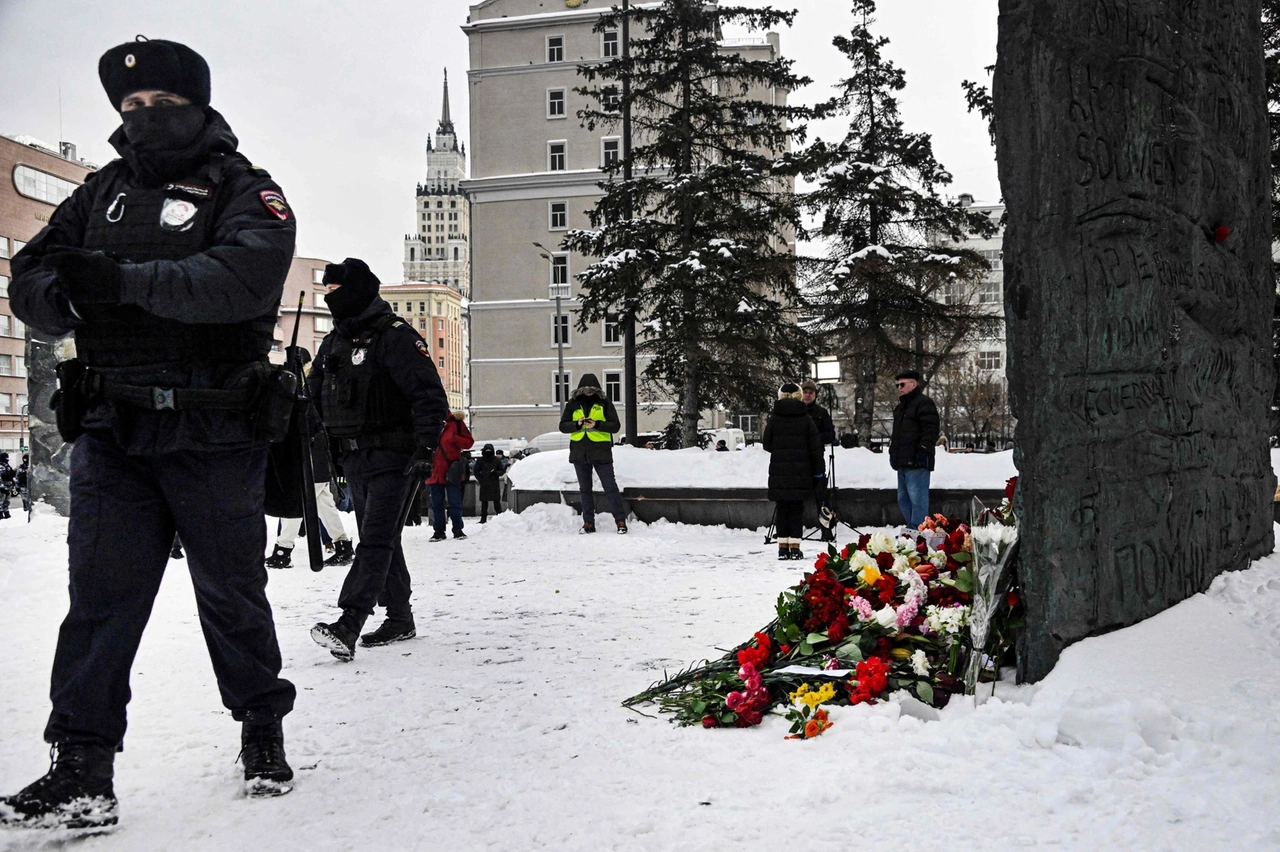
[799,682,837,710]
[859,564,882,586]
[789,683,811,703]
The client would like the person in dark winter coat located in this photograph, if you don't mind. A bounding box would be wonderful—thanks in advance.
[17,453,30,513]
[801,379,836,540]
[763,382,825,560]
[1,37,299,824]
[308,258,449,662]
[0,452,13,519]
[558,373,627,534]
[889,369,941,529]
[426,411,474,540]
[473,443,505,522]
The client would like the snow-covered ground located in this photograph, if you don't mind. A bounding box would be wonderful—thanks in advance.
[2,506,1280,850]
[508,444,1019,491]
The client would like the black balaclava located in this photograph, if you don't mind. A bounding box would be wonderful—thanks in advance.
[323,258,382,321]
[482,444,495,456]
[121,104,207,151]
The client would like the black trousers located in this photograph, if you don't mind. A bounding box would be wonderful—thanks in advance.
[46,431,295,748]
[775,500,804,540]
[336,448,415,627]
[479,497,502,520]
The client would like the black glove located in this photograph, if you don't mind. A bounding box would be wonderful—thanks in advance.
[42,249,123,306]
[404,446,435,477]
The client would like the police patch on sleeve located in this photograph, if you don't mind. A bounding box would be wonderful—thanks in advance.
[259,190,291,221]
[415,340,430,358]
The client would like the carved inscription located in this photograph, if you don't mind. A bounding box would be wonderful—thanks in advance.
[995,0,1274,682]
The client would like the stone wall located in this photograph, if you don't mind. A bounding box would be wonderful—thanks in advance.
[994,0,1275,681]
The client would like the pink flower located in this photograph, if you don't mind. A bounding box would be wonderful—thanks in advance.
[896,600,918,628]
[851,596,875,621]
[725,691,747,712]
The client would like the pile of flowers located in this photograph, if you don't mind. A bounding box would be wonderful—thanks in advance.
[628,517,985,728]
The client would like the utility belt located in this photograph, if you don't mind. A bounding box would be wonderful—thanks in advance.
[52,358,297,444]
[333,427,416,456]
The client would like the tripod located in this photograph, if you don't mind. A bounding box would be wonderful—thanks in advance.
[763,443,847,545]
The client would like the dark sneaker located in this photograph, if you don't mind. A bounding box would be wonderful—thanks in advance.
[360,617,417,647]
[580,522,596,535]
[429,531,447,542]
[0,743,118,830]
[310,620,357,662]
[265,544,292,569]
[239,712,293,798]
[616,520,628,535]
[452,531,467,540]
[778,546,789,560]
[323,539,354,567]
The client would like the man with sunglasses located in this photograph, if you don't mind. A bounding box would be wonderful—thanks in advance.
[889,369,939,529]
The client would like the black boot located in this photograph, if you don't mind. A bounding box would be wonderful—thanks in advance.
[580,521,596,535]
[429,530,447,542]
[360,615,417,647]
[0,743,118,830]
[323,539,354,567]
[265,544,292,569]
[239,711,293,798]
[310,615,360,662]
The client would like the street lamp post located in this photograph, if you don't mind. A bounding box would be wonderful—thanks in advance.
[533,242,567,407]
[621,0,638,447]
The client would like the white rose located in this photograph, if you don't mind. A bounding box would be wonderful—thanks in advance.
[869,533,896,554]
[874,606,898,629]
[910,649,930,676]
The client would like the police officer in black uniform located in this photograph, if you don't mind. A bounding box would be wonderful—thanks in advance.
[0,452,14,519]
[308,259,448,662]
[1,38,298,829]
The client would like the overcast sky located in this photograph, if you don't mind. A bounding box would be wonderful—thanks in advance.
[0,0,998,283]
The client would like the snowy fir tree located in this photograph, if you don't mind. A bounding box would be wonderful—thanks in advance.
[564,0,813,446]
[803,0,998,443]
[1260,0,1280,436]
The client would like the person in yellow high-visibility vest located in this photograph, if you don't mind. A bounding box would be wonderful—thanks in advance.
[558,374,628,534]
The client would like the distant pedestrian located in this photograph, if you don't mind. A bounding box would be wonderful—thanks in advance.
[428,410,474,541]
[889,369,940,529]
[715,439,729,452]
[801,378,836,540]
[17,453,30,513]
[763,383,824,560]
[473,443,504,523]
[559,373,627,534]
[0,452,13,519]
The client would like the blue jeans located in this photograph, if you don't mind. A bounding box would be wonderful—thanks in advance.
[897,468,931,529]
[430,482,464,535]
[573,462,626,524]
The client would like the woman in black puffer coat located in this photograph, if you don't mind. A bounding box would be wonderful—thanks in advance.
[762,382,824,561]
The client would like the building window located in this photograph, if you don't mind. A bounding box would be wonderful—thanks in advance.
[603,312,622,345]
[391,301,399,313]
[436,301,443,315]
[419,319,427,330]
[438,319,444,330]
[552,313,570,346]
[547,35,565,63]
[547,88,566,119]
[976,350,1002,370]
[978,279,1002,305]
[553,371,572,403]
[12,240,26,254]
[438,357,445,369]
[980,249,1003,271]
[604,370,622,403]
[453,247,460,261]
[0,355,9,376]
[11,317,23,338]
[733,413,759,437]
[13,165,80,206]
[0,237,10,259]
[16,393,26,412]
[602,137,621,168]
[602,85,621,113]
[550,254,570,297]
[314,293,327,307]
[0,315,8,337]
[438,337,445,348]
[419,302,426,314]
[548,141,567,172]
[14,355,24,378]
[0,275,7,297]
[0,394,9,415]
[602,30,619,58]
[549,201,567,231]
[314,317,334,333]
[312,268,324,284]
[450,200,457,208]
[409,247,416,261]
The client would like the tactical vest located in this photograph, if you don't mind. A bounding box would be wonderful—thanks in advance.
[75,155,275,369]
[570,402,612,443]
[321,316,414,447]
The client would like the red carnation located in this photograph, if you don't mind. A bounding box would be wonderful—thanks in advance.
[875,551,895,572]
[815,552,830,571]
[875,574,897,605]
[828,611,849,643]
[736,632,772,669]
[857,533,871,551]
[847,656,892,705]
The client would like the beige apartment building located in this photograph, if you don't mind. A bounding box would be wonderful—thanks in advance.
[0,135,94,452]
[380,282,466,411]
[272,255,336,366]
[461,0,789,440]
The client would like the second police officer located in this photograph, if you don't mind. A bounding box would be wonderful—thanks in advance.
[2,37,298,829]
[308,259,449,662]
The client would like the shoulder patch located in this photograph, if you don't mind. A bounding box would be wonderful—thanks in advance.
[259,190,291,220]
[415,339,431,358]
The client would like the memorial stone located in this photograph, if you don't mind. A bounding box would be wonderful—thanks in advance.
[994,0,1276,681]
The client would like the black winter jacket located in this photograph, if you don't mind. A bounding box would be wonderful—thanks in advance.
[889,388,940,471]
[473,453,504,501]
[558,373,620,465]
[806,401,836,445]
[762,398,824,502]
[10,110,296,454]
[311,297,449,456]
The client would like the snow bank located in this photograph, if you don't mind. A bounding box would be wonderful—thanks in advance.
[508,443,1018,491]
[2,511,1279,848]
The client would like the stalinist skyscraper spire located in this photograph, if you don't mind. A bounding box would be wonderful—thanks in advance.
[405,69,469,290]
